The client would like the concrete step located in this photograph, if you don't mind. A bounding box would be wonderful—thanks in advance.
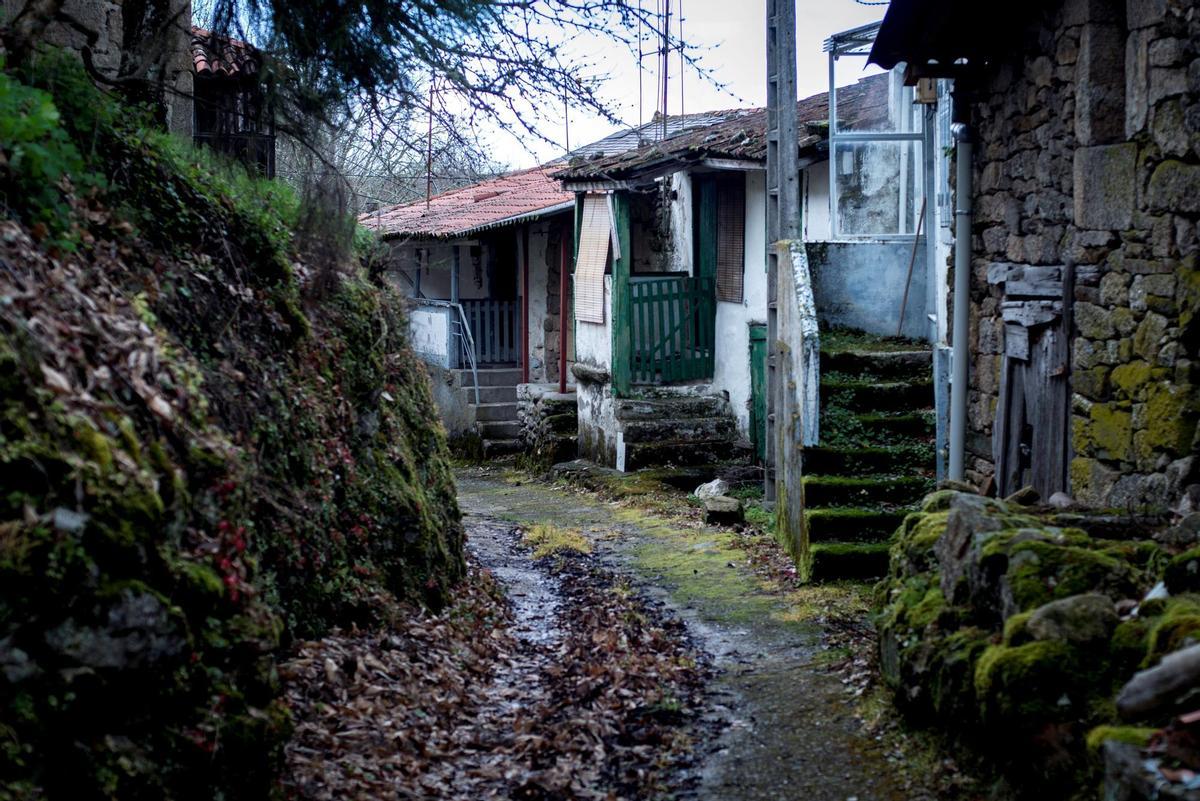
[803,445,934,476]
[805,507,906,543]
[615,395,729,421]
[820,378,933,413]
[482,438,523,457]
[806,541,891,582]
[624,439,737,472]
[454,367,522,387]
[480,420,520,439]
[802,475,934,508]
[821,349,931,381]
[463,385,517,404]
[621,416,737,444]
[474,402,518,422]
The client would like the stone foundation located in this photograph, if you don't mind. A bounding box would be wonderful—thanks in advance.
[516,384,578,466]
[963,0,1199,507]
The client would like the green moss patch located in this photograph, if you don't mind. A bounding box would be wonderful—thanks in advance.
[523,523,592,558]
[874,491,1169,794]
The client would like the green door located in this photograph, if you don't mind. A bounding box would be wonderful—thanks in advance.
[749,324,768,463]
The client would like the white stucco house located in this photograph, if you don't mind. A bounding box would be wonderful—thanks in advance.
[551,71,933,473]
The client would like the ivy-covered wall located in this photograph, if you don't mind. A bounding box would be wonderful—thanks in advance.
[964,0,1199,507]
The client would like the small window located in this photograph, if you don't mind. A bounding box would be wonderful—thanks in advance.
[574,193,611,324]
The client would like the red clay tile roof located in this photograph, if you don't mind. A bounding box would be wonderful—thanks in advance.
[191,26,259,77]
[555,74,889,182]
[360,166,575,240]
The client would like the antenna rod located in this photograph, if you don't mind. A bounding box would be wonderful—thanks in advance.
[661,0,670,140]
[564,89,570,154]
[678,0,684,119]
[425,71,435,209]
[637,0,643,135]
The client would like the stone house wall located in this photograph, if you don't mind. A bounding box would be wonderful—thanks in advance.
[964,0,1199,507]
[2,0,194,136]
[516,384,578,466]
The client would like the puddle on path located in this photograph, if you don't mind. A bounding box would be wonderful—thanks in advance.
[467,520,563,647]
[457,468,930,801]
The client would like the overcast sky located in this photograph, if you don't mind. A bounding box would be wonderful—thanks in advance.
[492,0,888,168]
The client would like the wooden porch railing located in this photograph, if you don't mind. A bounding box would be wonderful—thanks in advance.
[630,276,715,383]
[461,299,518,365]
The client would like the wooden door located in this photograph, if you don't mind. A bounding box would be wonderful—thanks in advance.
[750,324,768,463]
[990,263,1075,498]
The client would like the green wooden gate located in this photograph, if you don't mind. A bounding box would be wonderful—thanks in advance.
[749,324,768,462]
[630,276,715,383]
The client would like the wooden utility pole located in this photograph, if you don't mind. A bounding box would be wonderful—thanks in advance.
[765,0,800,501]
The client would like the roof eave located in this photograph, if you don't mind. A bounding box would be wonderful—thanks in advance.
[375,200,574,242]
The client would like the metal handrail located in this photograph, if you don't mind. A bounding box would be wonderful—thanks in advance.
[412,298,480,404]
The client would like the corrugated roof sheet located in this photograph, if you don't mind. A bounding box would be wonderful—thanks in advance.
[191,26,259,77]
[568,108,760,160]
[359,166,575,240]
[555,75,889,182]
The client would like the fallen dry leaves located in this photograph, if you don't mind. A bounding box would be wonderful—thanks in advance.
[281,529,709,800]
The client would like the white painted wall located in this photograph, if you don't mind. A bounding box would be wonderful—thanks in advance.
[668,172,694,274]
[388,243,489,300]
[802,162,833,242]
[410,307,451,366]
[575,275,613,370]
[711,170,768,440]
[575,276,618,467]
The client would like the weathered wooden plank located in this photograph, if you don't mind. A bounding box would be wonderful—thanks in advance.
[1005,324,1030,360]
[987,262,1015,285]
[1006,277,1063,298]
[1001,300,1062,327]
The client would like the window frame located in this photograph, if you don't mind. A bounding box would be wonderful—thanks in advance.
[826,24,925,241]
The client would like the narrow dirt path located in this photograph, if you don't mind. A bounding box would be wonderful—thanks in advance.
[458,467,933,801]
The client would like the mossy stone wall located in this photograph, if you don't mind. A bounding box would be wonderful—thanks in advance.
[964,0,1199,507]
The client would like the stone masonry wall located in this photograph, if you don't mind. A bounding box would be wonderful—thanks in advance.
[516,383,578,466]
[1,0,195,136]
[965,0,1199,507]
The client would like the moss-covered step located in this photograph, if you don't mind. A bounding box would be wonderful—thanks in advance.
[623,438,738,471]
[806,541,892,581]
[820,378,933,413]
[819,328,927,354]
[802,474,935,507]
[804,445,934,475]
[856,411,936,439]
[806,506,907,542]
[821,349,932,381]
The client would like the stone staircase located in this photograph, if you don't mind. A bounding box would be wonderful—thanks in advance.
[614,388,740,471]
[801,337,936,582]
[454,367,523,457]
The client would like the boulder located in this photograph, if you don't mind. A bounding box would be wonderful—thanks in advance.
[1005,486,1042,506]
[1026,593,1119,646]
[1157,513,1200,551]
[703,495,743,526]
[934,493,1021,605]
[1117,642,1200,720]
[1165,546,1200,594]
[695,478,731,499]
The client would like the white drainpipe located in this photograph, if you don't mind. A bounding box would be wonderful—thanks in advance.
[949,122,973,482]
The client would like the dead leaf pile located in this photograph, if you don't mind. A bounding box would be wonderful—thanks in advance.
[281,542,709,800]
